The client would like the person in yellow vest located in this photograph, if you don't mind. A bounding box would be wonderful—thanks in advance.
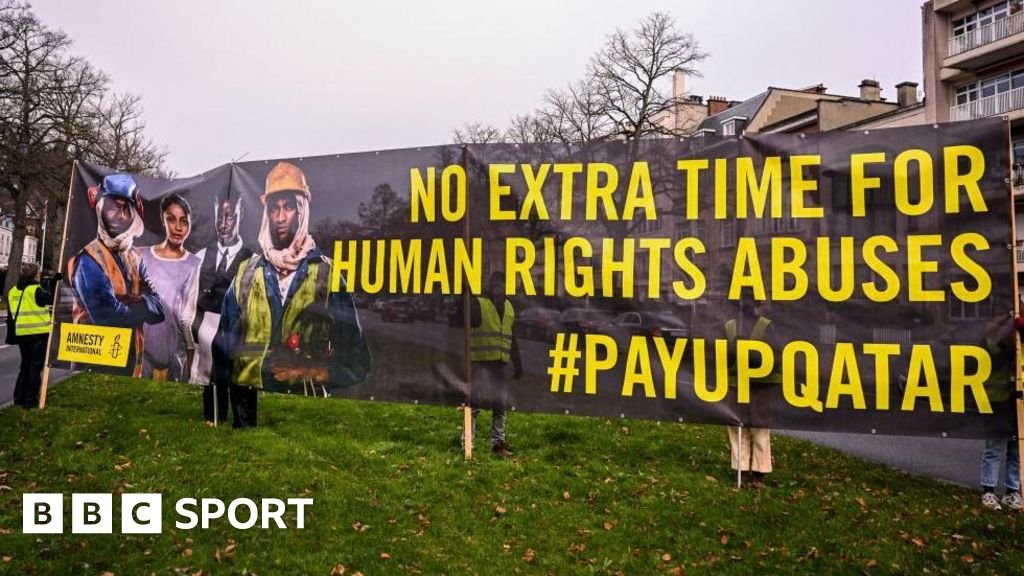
[8,263,60,408]
[211,161,370,427]
[68,174,165,377]
[979,313,1021,511]
[463,270,522,457]
[724,297,781,488]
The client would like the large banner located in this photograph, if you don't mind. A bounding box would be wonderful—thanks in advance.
[49,119,1017,438]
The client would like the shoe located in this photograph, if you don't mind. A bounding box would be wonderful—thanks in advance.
[1001,491,1022,511]
[750,473,766,489]
[492,441,515,458]
[981,492,1002,511]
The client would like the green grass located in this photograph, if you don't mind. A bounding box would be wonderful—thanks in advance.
[0,374,1021,575]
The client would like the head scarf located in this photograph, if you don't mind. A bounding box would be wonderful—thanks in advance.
[257,193,315,273]
[95,196,144,254]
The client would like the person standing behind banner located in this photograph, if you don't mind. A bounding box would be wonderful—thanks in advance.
[8,263,60,408]
[140,193,201,382]
[68,174,165,377]
[191,190,253,423]
[460,270,522,457]
[979,314,1022,511]
[724,297,781,488]
[212,161,371,428]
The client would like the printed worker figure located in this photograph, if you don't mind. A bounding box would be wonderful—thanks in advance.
[212,161,371,427]
[191,189,254,423]
[724,297,780,488]
[462,270,523,457]
[68,174,165,377]
[140,193,201,382]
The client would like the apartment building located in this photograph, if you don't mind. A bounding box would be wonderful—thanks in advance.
[922,0,1024,269]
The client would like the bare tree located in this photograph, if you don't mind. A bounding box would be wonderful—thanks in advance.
[452,121,504,145]
[539,78,612,144]
[588,12,708,141]
[0,3,168,291]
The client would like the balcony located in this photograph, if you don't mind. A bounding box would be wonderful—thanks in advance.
[1016,163,1024,192]
[950,85,1024,120]
[949,11,1024,57]
[1017,240,1024,265]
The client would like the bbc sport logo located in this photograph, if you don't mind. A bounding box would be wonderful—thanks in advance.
[22,494,313,534]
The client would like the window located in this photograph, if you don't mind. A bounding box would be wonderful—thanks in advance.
[949,294,993,320]
[633,216,662,234]
[722,121,735,137]
[720,219,737,248]
[952,1,1013,38]
[674,220,706,241]
[955,67,1024,104]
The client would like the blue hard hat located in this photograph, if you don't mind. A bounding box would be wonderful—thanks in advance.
[101,174,139,202]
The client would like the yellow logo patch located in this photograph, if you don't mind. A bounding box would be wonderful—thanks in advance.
[56,323,132,368]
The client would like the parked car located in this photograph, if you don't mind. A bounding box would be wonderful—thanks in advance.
[381,299,414,323]
[411,299,436,321]
[545,308,613,342]
[609,310,689,349]
[371,299,388,313]
[515,307,562,341]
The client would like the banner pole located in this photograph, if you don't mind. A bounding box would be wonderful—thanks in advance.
[38,160,78,410]
[461,145,473,460]
[736,423,743,489]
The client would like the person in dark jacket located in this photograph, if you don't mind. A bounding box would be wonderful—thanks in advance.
[191,189,254,423]
[8,262,60,408]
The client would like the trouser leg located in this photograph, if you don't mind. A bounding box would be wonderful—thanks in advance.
[231,384,258,428]
[749,428,773,474]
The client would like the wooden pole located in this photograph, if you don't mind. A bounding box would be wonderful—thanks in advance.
[1008,120,1024,504]
[38,161,78,409]
[461,145,474,460]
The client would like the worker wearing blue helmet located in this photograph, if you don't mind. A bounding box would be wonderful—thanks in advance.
[67,173,165,377]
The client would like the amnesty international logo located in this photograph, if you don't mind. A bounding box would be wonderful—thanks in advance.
[56,324,132,368]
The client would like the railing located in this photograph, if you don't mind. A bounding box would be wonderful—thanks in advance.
[1017,240,1024,265]
[950,85,1024,120]
[949,10,1024,56]
[1015,163,1024,189]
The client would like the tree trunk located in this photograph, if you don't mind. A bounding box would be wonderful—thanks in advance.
[3,190,31,295]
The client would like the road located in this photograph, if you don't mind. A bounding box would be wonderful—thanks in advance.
[0,313,987,489]
[0,321,72,409]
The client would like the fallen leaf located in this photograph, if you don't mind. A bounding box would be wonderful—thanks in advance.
[661,553,672,562]
[495,505,507,516]
[962,554,974,564]
[182,548,193,557]
[603,522,614,531]
[720,534,730,545]
[380,553,391,560]
[2,557,12,563]
[330,564,346,575]
[866,559,878,568]
[669,566,686,576]
[704,475,718,483]
[911,537,925,549]
[856,497,867,508]
[563,491,571,500]
[523,548,535,563]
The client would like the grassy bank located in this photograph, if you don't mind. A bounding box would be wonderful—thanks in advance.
[0,374,1020,575]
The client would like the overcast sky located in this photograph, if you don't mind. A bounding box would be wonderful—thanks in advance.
[33,0,922,176]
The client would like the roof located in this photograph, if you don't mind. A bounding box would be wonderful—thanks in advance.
[696,91,770,133]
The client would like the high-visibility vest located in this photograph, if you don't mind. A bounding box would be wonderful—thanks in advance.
[725,315,782,384]
[470,298,514,363]
[67,239,145,377]
[985,338,1015,403]
[7,284,51,336]
[232,256,331,389]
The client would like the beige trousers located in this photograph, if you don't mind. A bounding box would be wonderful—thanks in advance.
[727,426,772,473]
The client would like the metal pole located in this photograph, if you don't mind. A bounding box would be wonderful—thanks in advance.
[461,145,473,460]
